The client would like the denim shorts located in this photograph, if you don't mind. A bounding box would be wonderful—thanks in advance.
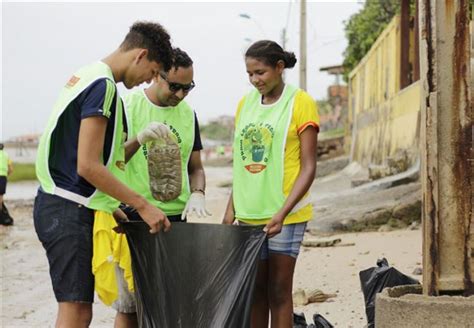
[33,189,95,303]
[240,221,307,259]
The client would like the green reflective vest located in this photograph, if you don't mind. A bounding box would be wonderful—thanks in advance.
[233,84,299,219]
[124,90,195,215]
[36,61,125,213]
[0,150,9,176]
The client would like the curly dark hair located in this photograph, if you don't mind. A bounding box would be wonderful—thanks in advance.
[120,21,173,72]
[245,40,297,69]
[170,48,193,71]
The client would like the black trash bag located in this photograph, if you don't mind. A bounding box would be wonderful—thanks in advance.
[293,312,308,327]
[118,204,142,221]
[123,221,266,328]
[313,313,333,328]
[359,258,419,328]
[0,202,14,226]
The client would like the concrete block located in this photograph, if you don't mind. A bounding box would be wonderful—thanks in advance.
[375,285,474,327]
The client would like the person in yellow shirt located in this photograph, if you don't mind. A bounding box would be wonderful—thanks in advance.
[223,40,319,327]
[0,143,14,226]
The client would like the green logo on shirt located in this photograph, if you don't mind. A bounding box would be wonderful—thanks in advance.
[239,122,274,174]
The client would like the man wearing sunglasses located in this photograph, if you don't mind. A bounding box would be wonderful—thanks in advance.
[110,48,210,327]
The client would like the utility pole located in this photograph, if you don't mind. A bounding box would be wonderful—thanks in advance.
[299,0,307,90]
[281,27,286,50]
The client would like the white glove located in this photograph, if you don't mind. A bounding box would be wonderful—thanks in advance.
[137,122,172,145]
[181,192,211,221]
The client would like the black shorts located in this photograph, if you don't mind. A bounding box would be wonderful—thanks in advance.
[0,176,6,195]
[33,189,95,303]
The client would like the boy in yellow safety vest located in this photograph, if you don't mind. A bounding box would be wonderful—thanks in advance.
[0,143,14,226]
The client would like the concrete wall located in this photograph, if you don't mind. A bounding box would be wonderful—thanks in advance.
[346,16,421,167]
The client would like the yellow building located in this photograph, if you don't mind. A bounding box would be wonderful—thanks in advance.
[346,15,421,167]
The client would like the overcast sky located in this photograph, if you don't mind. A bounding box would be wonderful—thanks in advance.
[1,1,362,140]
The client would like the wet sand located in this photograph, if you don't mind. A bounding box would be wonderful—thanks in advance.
[0,166,422,327]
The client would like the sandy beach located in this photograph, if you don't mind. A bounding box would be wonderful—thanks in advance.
[0,166,422,327]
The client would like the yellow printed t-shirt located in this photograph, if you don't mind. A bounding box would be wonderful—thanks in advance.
[92,211,134,306]
[236,89,320,225]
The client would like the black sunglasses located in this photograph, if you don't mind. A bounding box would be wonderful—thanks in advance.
[159,72,195,93]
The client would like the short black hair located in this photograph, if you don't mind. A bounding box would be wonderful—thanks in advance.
[245,40,297,69]
[170,48,193,72]
[120,21,173,72]
[0,143,4,150]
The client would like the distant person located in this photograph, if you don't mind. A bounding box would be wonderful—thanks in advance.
[0,143,14,226]
[99,47,210,328]
[33,21,174,328]
[222,40,319,327]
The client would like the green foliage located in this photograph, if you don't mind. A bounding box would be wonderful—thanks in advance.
[343,0,401,81]
[343,0,471,80]
[200,122,233,141]
[8,163,37,182]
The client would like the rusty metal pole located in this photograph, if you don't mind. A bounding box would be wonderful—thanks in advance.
[419,0,473,296]
[299,0,307,90]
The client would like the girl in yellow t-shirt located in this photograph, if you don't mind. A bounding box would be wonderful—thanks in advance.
[223,40,319,327]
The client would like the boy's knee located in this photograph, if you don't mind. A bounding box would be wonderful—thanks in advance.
[57,303,92,328]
